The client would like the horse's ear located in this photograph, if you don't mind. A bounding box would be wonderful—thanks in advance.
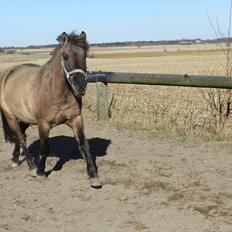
[79,31,86,41]
[57,32,68,44]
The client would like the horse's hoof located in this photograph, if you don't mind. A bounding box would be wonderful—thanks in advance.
[10,161,19,168]
[29,168,38,177]
[89,177,102,189]
[36,170,46,177]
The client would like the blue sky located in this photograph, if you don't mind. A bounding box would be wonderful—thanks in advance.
[0,0,231,47]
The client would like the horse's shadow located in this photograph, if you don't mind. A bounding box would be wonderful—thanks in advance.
[27,136,111,176]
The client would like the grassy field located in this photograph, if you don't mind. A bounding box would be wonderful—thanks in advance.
[88,44,231,141]
[0,44,231,141]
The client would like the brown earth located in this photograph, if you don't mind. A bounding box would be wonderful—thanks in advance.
[0,122,232,232]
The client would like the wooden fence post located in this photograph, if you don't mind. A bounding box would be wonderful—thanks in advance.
[96,82,108,120]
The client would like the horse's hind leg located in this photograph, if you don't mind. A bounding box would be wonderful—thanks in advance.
[11,122,29,167]
[11,143,20,167]
[18,122,29,157]
[6,116,37,173]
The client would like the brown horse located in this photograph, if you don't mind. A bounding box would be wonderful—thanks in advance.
[0,32,101,188]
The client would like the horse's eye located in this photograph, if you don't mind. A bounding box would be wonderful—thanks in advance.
[62,52,69,61]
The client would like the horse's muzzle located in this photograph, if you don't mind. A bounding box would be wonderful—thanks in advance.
[69,73,87,97]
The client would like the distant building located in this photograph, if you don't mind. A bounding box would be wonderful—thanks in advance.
[194,39,202,44]
[179,41,192,45]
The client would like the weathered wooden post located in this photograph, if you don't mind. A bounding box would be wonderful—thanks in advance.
[96,81,108,120]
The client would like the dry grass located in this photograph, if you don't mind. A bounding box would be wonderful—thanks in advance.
[0,44,231,141]
[85,44,232,141]
[84,84,219,140]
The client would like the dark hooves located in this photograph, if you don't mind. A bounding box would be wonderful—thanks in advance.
[36,169,46,177]
[89,177,102,189]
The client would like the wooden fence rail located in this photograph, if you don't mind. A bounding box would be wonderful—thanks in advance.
[87,71,232,120]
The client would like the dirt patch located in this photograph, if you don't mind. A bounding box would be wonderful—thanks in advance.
[0,123,232,232]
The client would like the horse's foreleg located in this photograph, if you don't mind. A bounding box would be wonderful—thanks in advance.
[68,115,102,188]
[37,124,50,176]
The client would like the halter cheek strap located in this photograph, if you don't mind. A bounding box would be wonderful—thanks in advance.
[61,56,87,85]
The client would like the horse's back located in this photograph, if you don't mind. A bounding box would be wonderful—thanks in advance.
[0,64,41,124]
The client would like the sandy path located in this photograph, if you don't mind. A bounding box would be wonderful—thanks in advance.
[0,123,232,232]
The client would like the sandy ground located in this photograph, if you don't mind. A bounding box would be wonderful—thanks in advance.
[0,122,232,232]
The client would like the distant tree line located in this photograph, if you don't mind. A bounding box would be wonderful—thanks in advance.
[0,38,232,50]
[91,38,232,47]
[91,39,194,47]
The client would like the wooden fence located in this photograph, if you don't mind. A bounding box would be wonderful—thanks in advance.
[87,71,232,120]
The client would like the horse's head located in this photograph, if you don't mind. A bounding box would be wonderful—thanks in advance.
[57,31,88,97]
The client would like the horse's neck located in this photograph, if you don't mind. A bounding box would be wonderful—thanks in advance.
[47,52,71,98]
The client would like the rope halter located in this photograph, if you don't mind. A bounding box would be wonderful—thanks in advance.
[61,56,87,87]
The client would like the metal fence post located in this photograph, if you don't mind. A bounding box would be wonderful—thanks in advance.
[96,81,108,120]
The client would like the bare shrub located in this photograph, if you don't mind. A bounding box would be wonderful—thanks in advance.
[201,1,232,137]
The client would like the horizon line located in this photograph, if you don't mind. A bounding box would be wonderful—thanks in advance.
[0,37,229,49]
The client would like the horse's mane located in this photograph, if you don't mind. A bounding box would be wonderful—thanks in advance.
[50,32,89,62]
[57,32,89,51]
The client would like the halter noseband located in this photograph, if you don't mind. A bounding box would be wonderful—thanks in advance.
[61,56,87,86]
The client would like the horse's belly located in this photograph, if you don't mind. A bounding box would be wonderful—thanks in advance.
[5,101,37,124]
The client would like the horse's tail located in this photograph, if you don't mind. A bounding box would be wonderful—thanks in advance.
[0,110,16,143]
[0,69,17,143]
